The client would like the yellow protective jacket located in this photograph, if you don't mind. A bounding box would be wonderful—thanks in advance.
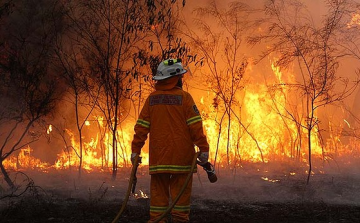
[131,76,209,174]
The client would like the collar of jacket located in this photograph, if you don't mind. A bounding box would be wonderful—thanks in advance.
[155,75,181,91]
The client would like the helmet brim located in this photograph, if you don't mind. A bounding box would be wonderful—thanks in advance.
[152,69,187,81]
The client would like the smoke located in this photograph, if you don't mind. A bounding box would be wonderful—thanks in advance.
[192,168,360,206]
[2,1,360,211]
[16,160,360,207]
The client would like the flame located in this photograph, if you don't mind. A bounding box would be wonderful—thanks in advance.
[47,124,52,134]
[53,119,149,172]
[3,146,50,172]
[198,58,342,170]
[3,56,360,176]
[261,176,280,183]
[347,13,360,28]
[134,189,149,199]
[271,59,284,84]
[5,116,150,172]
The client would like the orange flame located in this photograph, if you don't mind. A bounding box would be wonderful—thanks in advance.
[347,13,360,28]
[3,146,50,172]
[3,58,360,175]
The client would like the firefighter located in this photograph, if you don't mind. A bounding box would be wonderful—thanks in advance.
[131,58,209,223]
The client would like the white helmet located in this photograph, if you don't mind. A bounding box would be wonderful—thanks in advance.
[153,58,187,81]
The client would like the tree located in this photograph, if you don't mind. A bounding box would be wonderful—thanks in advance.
[248,0,360,183]
[61,0,193,179]
[54,38,100,176]
[183,1,252,167]
[0,0,64,188]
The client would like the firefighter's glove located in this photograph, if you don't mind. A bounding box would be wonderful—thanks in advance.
[131,153,138,165]
[198,152,209,165]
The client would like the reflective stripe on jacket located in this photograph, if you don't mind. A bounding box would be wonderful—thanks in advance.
[131,76,209,174]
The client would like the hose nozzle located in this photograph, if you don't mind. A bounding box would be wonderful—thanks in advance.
[198,162,217,183]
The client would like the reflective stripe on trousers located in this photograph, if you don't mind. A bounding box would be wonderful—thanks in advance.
[148,173,192,223]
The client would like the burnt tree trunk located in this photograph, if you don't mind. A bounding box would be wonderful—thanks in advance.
[307,127,312,185]
[0,161,15,189]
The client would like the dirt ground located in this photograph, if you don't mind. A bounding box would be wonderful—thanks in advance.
[1,165,360,223]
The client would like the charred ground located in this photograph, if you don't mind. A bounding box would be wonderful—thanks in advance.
[2,196,360,222]
[1,166,360,223]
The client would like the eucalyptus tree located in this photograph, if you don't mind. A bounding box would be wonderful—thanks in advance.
[182,1,252,167]
[248,0,360,183]
[54,37,100,175]
[62,0,193,179]
[0,0,65,188]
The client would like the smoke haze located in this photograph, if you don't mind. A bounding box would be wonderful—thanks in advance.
[2,3,360,221]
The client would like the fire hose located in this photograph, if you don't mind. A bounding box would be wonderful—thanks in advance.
[111,154,141,223]
[111,152,217,223]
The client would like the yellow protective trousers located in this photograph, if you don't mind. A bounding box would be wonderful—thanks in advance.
[148,173,193,223]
